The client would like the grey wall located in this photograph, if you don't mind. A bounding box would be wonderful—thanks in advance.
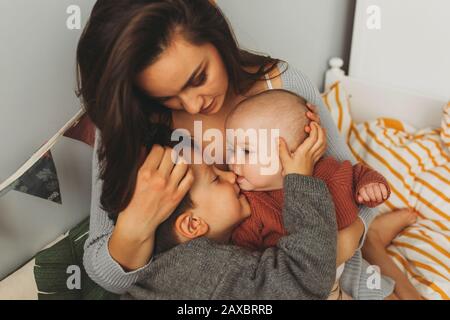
[0,0,95,183]
[217,0,356,91]
[0,0,95,280]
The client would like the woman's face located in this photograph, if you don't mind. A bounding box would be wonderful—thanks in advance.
[137,34,229,115]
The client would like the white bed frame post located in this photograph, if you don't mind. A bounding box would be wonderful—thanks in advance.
[325,57,346,92]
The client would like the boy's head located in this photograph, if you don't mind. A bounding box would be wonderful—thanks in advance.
[225,89,310,191]
[155,161,251,254]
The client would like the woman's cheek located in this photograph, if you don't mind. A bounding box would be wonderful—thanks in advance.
[164,99,183,110]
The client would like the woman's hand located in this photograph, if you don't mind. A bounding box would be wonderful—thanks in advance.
[109,145,193,271]
[119,145,194,239]
[279,122,327,176]
[304,102,322,133]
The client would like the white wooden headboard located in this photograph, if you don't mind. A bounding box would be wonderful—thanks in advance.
[349,0,449,101]
[323,0,448,129]
[325,59,445,129]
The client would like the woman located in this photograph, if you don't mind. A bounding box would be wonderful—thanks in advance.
[77,0,391,298]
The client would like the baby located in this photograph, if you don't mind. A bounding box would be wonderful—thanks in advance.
[226,89,390,245]
[225,89,391,298]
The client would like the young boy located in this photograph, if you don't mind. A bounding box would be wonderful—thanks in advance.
[122,124,340,300]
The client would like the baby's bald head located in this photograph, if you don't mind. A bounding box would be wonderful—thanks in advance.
[226,89,310,150]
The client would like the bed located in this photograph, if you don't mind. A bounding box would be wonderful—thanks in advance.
[321,0,449,299]
[323,56,449,299]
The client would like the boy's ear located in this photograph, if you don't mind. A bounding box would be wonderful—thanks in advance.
[174,211,209,240]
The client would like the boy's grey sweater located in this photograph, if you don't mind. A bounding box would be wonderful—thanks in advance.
[122,175,337,300]
[83,62,394,299]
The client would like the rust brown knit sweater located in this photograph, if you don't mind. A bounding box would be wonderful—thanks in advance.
[232,157,391,251]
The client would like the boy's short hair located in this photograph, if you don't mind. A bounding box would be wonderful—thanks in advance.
[154,193,194,255]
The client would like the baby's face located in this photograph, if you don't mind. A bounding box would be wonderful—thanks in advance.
[226,115,284,192]
[189,163,251,242]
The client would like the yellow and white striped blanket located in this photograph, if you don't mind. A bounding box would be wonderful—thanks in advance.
[323,83,450,300]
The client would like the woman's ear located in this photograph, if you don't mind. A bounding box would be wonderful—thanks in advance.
[174,211,209,240]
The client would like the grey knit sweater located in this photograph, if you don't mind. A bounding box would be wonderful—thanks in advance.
[122,175,336,300]
[83,62,394,299]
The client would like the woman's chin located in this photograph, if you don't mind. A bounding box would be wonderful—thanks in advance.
[209,94,226,114]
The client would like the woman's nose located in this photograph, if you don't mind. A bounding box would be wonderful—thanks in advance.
[179,91,203,114]
[229,162,241,176]
[219,170,237,184]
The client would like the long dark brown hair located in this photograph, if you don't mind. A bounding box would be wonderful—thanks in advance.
[76,0,282,219]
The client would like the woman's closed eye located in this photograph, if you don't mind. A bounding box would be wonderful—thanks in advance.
[158,97,171,103]
[153,70,207,105]
[191,71,207,87]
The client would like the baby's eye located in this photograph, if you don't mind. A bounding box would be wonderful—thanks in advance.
[212,175,219,183]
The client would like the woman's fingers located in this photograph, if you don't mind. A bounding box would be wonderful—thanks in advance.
[310,124,326,155]
[143,145,165,170]
[168,157,189,189]
[306,111,320,123]
[158,147,176,177]
[304,103,320,132]
[306,102,318,113]
[176,167,194,196]
[313,145,326,163]
[306,103,321,124]
[278,137,292,165]
[300,122,319,151]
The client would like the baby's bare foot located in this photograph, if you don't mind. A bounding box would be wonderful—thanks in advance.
[368,209,418,247]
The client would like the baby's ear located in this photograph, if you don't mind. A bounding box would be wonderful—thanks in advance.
[174,212,209,240]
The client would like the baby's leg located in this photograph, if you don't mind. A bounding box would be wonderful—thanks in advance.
[362,209,422,300]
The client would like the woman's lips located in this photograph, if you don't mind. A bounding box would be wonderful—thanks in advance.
[200,98,216,114]
[236,176,246,184]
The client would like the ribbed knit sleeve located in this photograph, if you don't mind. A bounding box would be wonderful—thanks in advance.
[82,129,153,294]
[313,157,359,230]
